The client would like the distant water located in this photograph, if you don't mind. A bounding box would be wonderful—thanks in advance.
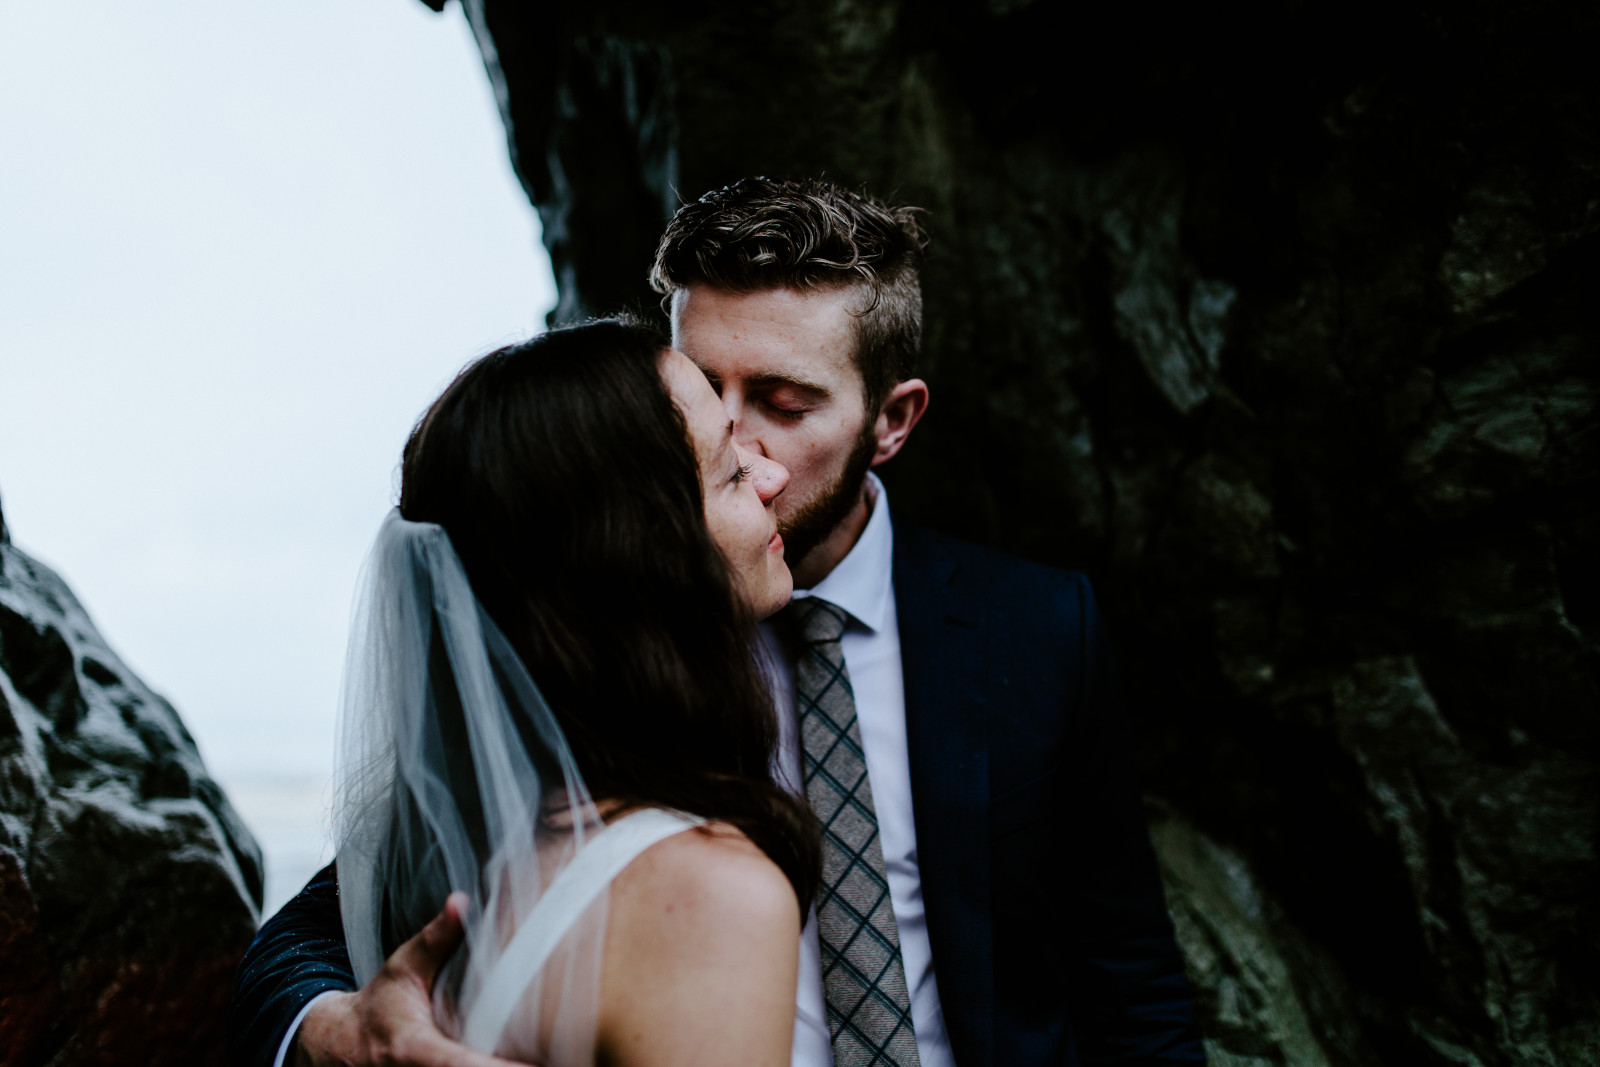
[224,772,334,917]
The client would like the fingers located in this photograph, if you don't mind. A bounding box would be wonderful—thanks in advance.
[389,892,469,987]
[399,1028,531,1067]
[348,893,530,1067]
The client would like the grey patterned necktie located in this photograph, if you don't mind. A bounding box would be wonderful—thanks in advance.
[784,597,920,1067]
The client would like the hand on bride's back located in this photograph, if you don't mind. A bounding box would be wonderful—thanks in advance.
[599,821,802,1067]
[293,893,531,1067]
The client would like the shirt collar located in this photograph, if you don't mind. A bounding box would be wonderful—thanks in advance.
[792,471,894,633]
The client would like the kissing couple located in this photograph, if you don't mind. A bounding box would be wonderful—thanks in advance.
[229,179,1205,1067]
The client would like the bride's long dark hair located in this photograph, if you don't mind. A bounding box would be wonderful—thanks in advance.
[398,317,819,914]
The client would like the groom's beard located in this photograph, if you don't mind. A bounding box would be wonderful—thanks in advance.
[778,421,878,572]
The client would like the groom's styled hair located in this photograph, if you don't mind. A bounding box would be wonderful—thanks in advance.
[650,177,928,414]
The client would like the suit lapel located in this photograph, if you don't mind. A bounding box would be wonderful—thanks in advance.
[893,522,994,1067]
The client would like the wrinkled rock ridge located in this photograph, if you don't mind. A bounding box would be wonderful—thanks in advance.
[0,495,262,1067]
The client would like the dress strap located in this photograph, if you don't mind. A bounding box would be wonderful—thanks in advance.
[461,808,706,1050]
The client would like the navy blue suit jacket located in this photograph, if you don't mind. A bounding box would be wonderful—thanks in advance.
[228,522,1204,1065]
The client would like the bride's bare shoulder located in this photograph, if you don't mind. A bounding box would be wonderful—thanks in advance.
[608,818,797,929]
[599,819,801,1065]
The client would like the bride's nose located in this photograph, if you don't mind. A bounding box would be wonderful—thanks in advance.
[748,453,788,505]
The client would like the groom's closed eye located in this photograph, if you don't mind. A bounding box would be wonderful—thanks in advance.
[763,395,812,419]
[752,378,829,418]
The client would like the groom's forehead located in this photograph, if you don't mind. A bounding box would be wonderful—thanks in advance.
[686,338,855,393]
[670,286,859,379]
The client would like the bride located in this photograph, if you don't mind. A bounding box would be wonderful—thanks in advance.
[331,317,819,1066]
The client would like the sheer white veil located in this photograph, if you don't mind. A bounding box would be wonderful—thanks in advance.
[334,510,605,1063]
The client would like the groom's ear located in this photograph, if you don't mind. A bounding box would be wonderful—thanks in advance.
[869,379,930,467]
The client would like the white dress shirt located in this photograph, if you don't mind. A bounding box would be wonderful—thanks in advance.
[760,473,955,1067]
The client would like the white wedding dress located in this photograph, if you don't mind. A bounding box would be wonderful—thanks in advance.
[331,512,703,1064]
[459,806,704,1060]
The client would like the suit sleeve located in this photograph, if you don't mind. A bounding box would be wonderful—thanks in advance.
[1065,575,1207,1064]
[227,862,356,1067]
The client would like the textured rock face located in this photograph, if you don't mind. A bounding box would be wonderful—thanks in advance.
[1148,799,1345,1067]
[445,0,1599,1062]
[0,497,263,1066]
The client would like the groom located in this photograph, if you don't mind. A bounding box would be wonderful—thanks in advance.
[229,178,1205,1066]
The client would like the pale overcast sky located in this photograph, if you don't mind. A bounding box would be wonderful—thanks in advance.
[0,0,556,909]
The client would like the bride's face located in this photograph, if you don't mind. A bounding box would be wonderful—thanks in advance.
[660,348,793,618]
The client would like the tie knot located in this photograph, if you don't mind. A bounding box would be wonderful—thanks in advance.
[783,597,850,645]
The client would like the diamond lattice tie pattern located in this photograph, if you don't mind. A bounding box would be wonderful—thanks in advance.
[784,597,920,1067]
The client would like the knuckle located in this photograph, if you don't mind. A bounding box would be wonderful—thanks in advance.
[373,1039,404,1067]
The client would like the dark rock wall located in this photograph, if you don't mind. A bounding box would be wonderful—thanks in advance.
[0,496,263,1066]
[447,1,1598,1062]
